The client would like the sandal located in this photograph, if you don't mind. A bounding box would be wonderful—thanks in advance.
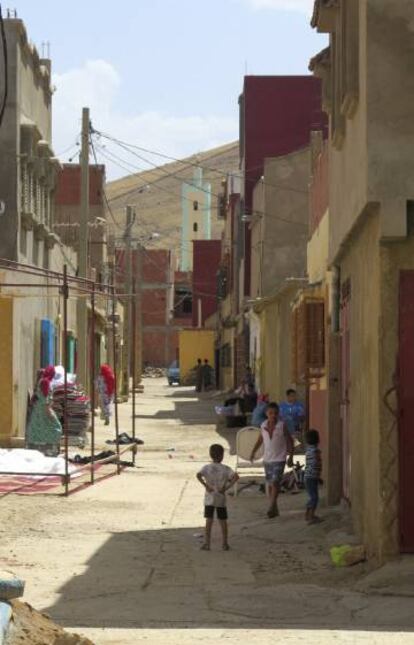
[200,544,210,551]
[222,544,230,551]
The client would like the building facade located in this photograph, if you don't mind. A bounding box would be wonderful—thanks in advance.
[0,18,77,444]
[311,0,414,559]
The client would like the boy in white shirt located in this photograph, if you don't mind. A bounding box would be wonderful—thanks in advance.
[197,444,239,551]
[250,402,294,518]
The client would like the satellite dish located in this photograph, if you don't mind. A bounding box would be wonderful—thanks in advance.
[0,200,5,216]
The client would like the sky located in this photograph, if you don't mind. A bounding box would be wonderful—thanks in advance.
[10,0,325,179]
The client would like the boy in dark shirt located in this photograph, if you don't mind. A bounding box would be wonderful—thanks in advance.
[304,429,322,524]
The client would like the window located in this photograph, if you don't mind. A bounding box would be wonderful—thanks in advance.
[174,287,192,317]
[193,200,198,211]
[193,222,198,233]
[292,299,325,383]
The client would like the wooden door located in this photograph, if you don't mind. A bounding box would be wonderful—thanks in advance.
[399,271,414,551]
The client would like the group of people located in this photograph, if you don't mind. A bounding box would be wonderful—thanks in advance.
[26,363,116,457]
[197,387,321,551]
[195,358,214,393]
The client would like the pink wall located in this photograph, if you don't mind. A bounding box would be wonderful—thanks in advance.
[192,240,221,327]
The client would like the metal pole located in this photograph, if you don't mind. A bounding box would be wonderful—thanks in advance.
[122,205,133,397]
[112,286,121,474]
[132,279,137,465]
[62,265,69,496]
[90,283,96,484]
[77,106,90,393]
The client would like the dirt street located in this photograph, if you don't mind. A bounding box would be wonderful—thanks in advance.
[2,380,414,644]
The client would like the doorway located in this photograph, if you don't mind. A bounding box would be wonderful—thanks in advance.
[340,279,351,501]
[398,271,414,552]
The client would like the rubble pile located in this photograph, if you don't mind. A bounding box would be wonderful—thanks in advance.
[143,366,166,378]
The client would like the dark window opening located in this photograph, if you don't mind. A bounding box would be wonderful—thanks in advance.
[193,222,198,232]
[193,200,199,211]
[174,287,193,317]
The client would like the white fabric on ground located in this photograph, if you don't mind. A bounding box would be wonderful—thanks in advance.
[0,449,77,476]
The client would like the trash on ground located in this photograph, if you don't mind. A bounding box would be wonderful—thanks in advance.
[330,544,366,567]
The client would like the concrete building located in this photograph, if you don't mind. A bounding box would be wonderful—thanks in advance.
[180,168,212,272]
[0,17,77,444]
[54,164,110,376]
[215,173,242,391]
[311,0,414,559]
[248,145,310,400]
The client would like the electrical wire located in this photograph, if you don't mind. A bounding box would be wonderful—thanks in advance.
[93,140,214,212]
[92,136,308,230]
[0,3,8,129]
[93,128,310,197]
[89,132,124,232]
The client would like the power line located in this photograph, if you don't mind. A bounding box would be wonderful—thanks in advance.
[93,140,215,215]
[92,135,308,230]
[89,132,124,232]
[0,3,8,129]
[93,128,309,197]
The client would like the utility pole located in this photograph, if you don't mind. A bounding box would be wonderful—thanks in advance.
[122,204,134,397]
[77,106,89,390]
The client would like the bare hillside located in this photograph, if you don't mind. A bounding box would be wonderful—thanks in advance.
[105,142,239,251]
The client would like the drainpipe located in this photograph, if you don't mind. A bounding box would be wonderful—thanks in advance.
[198,298,202,328]
[331,266,340,333]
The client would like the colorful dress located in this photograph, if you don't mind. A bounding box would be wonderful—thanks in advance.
[27,386,62,457]
[97,375,113,423]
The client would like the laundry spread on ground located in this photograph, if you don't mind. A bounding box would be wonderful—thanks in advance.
[0,449,77,476]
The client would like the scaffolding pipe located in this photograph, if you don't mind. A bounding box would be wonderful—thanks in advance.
[62,265,70,497]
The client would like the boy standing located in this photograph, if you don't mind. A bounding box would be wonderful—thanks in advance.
[250,402,294,518]
[197,444,239,551]
[304,429,322,524]
[279,389,305,439]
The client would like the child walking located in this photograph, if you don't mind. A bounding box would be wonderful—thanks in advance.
[250,402,294,518]
[197,444,239,551]
[305,429,323,524]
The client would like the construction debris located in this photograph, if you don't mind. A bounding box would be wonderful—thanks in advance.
[143,366,166,378]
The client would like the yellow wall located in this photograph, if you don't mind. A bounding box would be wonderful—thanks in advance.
[259,286,302,403]
[308,211,329,284]
[0,298,14,444]
[340,210,381,558]
[179,329,215,380]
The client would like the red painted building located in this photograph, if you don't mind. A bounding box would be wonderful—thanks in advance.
[192,240,221,327]
[239,76,327,295]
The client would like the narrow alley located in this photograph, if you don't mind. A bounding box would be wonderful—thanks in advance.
[2,380,414,645]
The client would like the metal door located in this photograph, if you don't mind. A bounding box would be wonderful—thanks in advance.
[340,282,351,501]
[399,271,414,551]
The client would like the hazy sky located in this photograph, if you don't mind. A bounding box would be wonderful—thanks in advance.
[10,0,325,178]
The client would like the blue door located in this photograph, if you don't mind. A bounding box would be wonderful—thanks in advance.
[41,319,55,367]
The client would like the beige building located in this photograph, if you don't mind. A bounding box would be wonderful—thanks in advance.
[248,148,310,398]
[311,0,414,559]
[0,17,78,445]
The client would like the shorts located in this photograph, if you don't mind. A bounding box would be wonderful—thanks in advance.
[204,505,228,520]
[264,461,285,485]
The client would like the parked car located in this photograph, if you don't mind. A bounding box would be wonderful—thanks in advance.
[167,360,180,386]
